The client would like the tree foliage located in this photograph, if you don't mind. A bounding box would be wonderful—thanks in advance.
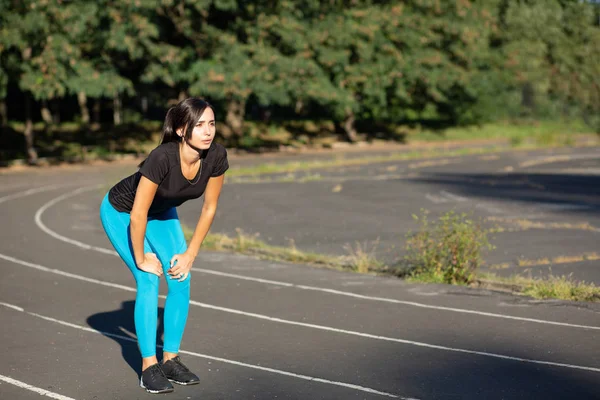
[1,0,598,160]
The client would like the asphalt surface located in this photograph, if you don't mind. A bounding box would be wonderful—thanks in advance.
[193,145,600,283]
[1,143,599,399]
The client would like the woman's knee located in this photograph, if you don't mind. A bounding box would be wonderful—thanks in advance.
[136,271,160,291]
[166,274,191,296]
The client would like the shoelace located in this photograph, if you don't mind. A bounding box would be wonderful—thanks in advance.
[149,364,168,381]
[169,359,191,375]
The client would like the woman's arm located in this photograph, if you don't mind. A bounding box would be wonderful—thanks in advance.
[168,174,225,280]
[188,174,225,257]
[130,176,162,275]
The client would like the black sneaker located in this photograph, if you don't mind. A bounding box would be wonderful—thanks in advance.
[161,356,200,386]
[140,363,174,394]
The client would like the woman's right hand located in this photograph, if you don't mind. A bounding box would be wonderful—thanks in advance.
[137,253,163,276]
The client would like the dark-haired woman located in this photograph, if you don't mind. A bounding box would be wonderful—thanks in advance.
[99,98,228,393]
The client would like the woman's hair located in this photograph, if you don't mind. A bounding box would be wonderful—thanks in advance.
[139,97,213,167]
[160,97,213,146]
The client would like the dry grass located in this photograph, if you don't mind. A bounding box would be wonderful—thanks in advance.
[522,275,600,302]
[517,252,600,267]
[186,227,344,269]
[479,272,600,302]
[184,226,600,302]
[407,159,455,169]
[342,240,384,273]
[487,217,600,233]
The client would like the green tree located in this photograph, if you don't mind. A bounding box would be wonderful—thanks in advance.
[497,0,599,128]
[182,1,344,141]
[0,0,70,162]
[77,0,161,125]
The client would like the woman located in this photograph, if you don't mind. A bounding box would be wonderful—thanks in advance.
[99,97,228,393]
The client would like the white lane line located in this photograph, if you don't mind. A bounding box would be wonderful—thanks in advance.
[33,185,600,331]
[1,253,599,374]
[0,302,410,399]
[0,374,76,400]
[197,269,600,331]
[34,184,116,256]
[425,193,447,204]
[0,184,66,204]
[439,191,468,202]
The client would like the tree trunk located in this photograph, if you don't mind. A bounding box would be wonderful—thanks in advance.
[41,99,53,125]
[93,98,101,124]
[295,99,304,114]
[0,73,6,127]
[343,109,359,142]
[52,99,60,124]
[24,95,38,164]
[113,94,122,125]
[78,92,90,125]
[521,82,535,115]
[178,90,188,102]
[0,99,7,127]
[141,96,148,115]
[225,98,246,138]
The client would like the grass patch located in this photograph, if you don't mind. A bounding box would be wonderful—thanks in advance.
[185,227,343,269]
[227,135,598,178]
[186,227,387,273]
[400,210,494,285]
[486,217,600,233]
[479,272,600,303]
[228,147,492,177]
[343,240,385,273]
[185,214,599,303]
[407,119,590,143]
[521,275,600,302]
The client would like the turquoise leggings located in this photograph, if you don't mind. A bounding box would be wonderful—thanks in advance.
[99,194,190,358]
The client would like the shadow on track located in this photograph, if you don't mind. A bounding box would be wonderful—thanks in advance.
[408,173,600,214]
[87,300,165,378]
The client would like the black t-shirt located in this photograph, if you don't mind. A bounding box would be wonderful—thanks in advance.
[108,141,229,215]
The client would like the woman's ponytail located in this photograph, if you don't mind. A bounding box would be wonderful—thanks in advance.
[160,107,180,145]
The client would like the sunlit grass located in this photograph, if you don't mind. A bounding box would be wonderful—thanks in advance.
[479,272,600,302]
[186,225,600,302]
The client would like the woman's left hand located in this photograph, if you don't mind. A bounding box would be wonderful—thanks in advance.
[168,252,195,282]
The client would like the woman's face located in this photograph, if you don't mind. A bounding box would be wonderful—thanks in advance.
[184,107,216,150]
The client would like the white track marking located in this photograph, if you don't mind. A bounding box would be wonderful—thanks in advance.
[425,193,447,203]
[0,302,411,399]
[195,269,600,331]
[1,253,599,374]
[34,185,116,255]
[0,185,65,204]
[475,203,505,214]
[33,185,600,331]
[439,191,468,202]
[0,374,77,400]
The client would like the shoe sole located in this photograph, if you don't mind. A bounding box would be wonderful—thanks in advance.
[140,378,175,394]
[168,379,200,386]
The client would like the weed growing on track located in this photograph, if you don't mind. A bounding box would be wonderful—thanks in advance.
[400,210,493,285]
[343,240,385,273]
[479,272,600,302]
[184,215,600,303]
[185,227,341,268]
[521,275,600,302]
